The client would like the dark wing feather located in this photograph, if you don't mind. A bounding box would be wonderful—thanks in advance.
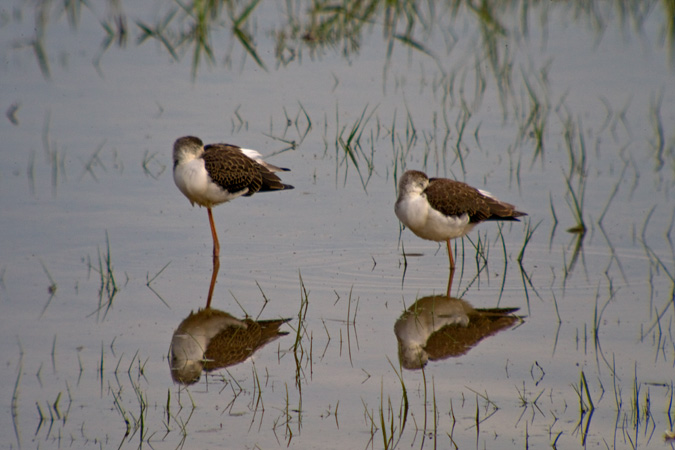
[425,178,526,223]
[258,171,292,193]
[425,308,520,360]
[203,318,291,370]
[203,144,291,196]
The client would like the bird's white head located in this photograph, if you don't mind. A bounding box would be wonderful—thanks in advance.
[169,332,206,384]
[173,136,204,168]
[398,170,430,196]
[398,342,429,369]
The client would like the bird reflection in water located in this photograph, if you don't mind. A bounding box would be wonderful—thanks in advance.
[170,308,291,384]
[394,295,521,370]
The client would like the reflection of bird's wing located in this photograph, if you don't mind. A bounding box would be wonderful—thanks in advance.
[395,306,469,341]
[171,310,244,360]
[203,318,291,370]
[169,309,246,384]
[425,308,520,360]
[394,296,471,370]
[395,296,520,370]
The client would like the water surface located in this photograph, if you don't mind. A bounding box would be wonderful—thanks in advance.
[1,1,674,448]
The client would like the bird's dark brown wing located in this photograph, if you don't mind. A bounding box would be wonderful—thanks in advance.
[425,308,521,360]
[425,178,526,223]
[203,144,289,195]
[202,318,291,370]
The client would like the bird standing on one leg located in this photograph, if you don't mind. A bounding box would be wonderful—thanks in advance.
[394,170,526,296]
[173,136,293,259]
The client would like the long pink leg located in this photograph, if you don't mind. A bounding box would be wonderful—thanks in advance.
[207,208,220,258]
[446,239,455,297]
[205,254,220,309]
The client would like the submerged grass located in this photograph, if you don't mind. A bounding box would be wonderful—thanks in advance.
[141,149,166,180]
[86,231,119,321]
[29,334,181,448]
[571,370,595,446]
[373,359,410,449]
[39,260,58,318]
[335,104,378,192]
[136,0,267,79]
[519,65,551,168]
[560,113,588,235]
[564,173,587,235]
[11,342,23,448]
[146,261,171,308]
[265,102,313,152]
[648,90,666,171]
[79,140,109,182]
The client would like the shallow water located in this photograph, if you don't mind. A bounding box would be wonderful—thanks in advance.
[1,1,674,449]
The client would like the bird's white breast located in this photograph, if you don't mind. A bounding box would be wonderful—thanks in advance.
[395,192,474,242]
[173,159,245,208]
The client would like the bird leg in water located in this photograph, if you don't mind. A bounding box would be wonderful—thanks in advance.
[206,254,220,309]
[207,207,220,258]
[446,239,455,297]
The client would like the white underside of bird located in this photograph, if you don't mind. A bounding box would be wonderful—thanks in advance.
[173,148,265,209]
[395,187,495,242]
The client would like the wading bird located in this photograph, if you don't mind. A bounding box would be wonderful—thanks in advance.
[395,170,526,295]
[173,136,293,258]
